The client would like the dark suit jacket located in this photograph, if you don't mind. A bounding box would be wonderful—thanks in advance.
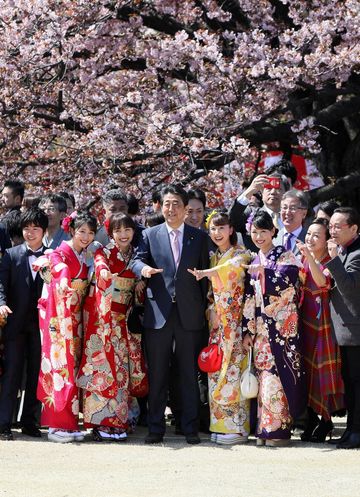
[325,237,360,346]
[0,243,44,341]
[131,223,209,330]
[0,223,11,257]
[228,198,251,234]
[273,227,307,258]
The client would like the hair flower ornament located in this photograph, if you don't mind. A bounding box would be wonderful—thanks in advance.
[104,218,110,235]
[245,211,255,234]
[61,211,78,233]
[205,210,218,230]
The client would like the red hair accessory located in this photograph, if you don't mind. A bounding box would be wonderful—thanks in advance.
[104,218,110,235]
[62,211,77,233]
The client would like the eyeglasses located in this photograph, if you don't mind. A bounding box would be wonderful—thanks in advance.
[40,206,59,213]
[329,224,349,232]
[280,205,305,213]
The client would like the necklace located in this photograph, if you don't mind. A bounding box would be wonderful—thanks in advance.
[313,250,328,264]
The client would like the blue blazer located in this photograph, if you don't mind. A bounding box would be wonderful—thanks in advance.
[131,223,209,330]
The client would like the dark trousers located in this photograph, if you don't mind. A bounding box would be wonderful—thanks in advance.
[340,346,360,433]
[0,325,41,429]
[145,305,202,435]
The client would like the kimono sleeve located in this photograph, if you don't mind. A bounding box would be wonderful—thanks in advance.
[49,250,72,286]
[264,250,299,294]
[213,251,251,291]
[242,272,256,337]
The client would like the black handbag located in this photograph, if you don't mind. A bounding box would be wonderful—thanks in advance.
[127,304,145,334]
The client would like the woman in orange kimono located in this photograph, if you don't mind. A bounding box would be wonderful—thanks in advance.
[77,213,146,442]
[35,211,97,443]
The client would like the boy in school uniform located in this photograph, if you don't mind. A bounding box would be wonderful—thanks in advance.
[0,208,48,440]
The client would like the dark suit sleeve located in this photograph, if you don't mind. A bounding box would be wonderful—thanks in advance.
[0,225,11,256]
[0,251,11,307]
[198,232,210,301]
[229,199,252,234]
[326,254,360,301]
[130,228,151,278]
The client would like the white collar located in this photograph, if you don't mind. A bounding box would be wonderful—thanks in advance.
[284,226,303,238]
[165,223,185,235]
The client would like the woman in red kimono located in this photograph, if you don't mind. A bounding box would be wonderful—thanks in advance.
[297,218,344,442]
[35,211,97,443]
[77,213,146,442]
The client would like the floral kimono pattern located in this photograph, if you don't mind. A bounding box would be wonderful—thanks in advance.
[207,245,251,435]
[35,242,91,430]
[77,242,145,431]
[242,245,305,440]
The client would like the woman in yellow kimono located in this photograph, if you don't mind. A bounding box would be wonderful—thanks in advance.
[189,211,251,445]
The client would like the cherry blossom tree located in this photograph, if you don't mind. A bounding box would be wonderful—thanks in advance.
[0,0,359,207]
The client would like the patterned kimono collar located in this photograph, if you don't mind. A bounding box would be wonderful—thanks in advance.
[255,245,284,265]
[104,241,133,264]
[215,245,234,263]
[57,241,86,278]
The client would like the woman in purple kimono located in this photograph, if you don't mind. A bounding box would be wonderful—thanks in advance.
[242,211,305,447]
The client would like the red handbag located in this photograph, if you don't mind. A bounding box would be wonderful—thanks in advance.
[198,343,223,373]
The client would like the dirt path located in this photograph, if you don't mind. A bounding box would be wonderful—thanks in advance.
[1,420,359,497]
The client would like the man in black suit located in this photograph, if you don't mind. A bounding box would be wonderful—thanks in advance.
[131,185,209,444]
[0,208,48,440]
[229,172,290,251]
[0,180,24,222]
[326,207,360,449]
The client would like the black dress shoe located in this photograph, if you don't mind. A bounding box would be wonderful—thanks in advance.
[328,428,351,445]
[336,432,360,450]
[185,433,201,445]
[0,428,14,441]
[310,419,333,443]
[144,432,164,444]
[21,425,42,438]
[300,409,320,442]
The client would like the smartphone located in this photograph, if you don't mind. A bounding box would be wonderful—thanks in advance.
[264,177,281,189]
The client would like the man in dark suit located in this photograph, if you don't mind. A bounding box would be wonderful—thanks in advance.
[325,207,360,449]
[229,172,290,251]
[273,189,309,258]
[0,180,24,224]
[131,185,209,444]
[0,208,48,440]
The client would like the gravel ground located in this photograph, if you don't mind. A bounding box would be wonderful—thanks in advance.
[0,419,359,497]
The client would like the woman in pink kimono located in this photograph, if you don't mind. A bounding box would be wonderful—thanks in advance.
[35,211,97,443]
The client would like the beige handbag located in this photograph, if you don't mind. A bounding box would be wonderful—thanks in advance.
[240,348,259,399]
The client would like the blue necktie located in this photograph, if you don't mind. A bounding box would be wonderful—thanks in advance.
[284,233,293,251]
